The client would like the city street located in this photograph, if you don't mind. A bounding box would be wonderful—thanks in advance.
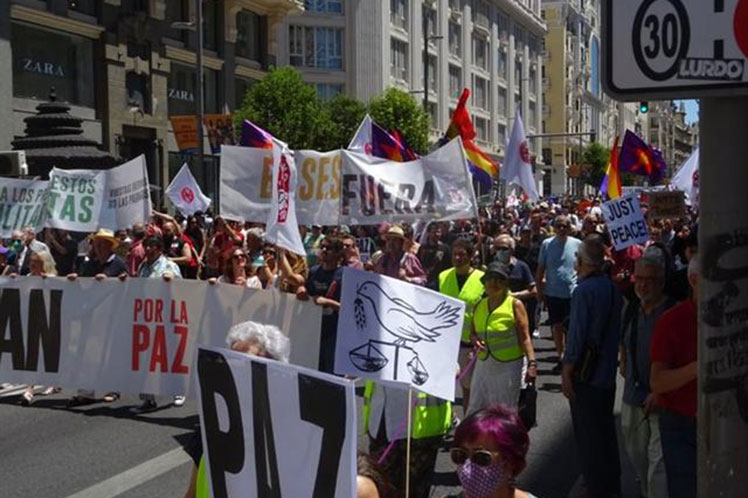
[0,325,637,498]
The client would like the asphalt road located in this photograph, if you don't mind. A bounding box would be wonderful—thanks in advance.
[0,326,638,498]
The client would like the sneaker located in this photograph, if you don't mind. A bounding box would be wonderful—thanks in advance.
[532,329,541,339]
[173,395,186,407]
[551,362,563,375]
[129,399,158,414]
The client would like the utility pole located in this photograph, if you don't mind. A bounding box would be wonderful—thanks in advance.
[196,0,205,196]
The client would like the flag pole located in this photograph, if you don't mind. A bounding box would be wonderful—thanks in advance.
[405,386,413,498]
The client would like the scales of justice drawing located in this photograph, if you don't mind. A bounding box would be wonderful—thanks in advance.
[348,281,461,385]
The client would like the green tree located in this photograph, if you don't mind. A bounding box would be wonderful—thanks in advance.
[368,87,430,155]
[581,142,611,188]
[234,66,324,150]
[317,94,368,150]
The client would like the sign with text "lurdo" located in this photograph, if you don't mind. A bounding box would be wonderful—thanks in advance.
[602,0,748,100]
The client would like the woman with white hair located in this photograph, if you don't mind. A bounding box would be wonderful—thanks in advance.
[183,320,290,498]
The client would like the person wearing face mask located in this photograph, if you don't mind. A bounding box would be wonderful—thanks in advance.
[444,405,541,498]
[468,262,537,415]
[619,254,674,498]
[493,235,537,336]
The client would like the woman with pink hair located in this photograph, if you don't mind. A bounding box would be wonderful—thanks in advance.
[444,405,541,498]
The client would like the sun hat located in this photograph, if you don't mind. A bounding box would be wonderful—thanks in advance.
[91,228,120,249]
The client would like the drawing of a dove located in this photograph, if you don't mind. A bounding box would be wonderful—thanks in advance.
[356,281,461,345]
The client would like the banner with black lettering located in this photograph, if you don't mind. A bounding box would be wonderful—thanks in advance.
[220,146,340,225]
[196,347,356,498]
[0,178,50,237]
[0,277,321,395]
[46,155,151,232]
[340,138,477,225]
[602,194,649,250]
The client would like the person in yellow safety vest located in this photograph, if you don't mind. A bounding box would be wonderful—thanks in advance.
[437,238,485,412]
[467,262,538,416]
[364,381,452,498]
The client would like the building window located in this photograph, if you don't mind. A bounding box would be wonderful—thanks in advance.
[528,101,536,128]
[390,38,408,81]
[289,26,344,69]
[448,22,461,56]
[126,73,150,113]
[423,6,437,38]
[497,50,507,80]
[472,0,490,28]
[475,117,488,141]
[236,10,263,62]
[448,65,461,98]
[427,102,438,129]
[473,36,488,71]
[423,54,437,92]
[515,59,522,87]
[497,124,506,145]
[235,77,257,108]
[11,23,95,108]
[473,75,488,111]
[68,0,96,16]
[202,0,220,51]
[529,67,537,94]
[304,0,343,14]
[168,63,219,115]
[390,0,408,31]
[497,87,507,116]
[122,0,148,14]
[165,0,189,43]
[316,83,343,100]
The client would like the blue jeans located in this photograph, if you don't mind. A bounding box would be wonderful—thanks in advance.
[659,410,696,498]
[570,382,621,497]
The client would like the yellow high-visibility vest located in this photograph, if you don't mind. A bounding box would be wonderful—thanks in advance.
[473,296,523,362]
[438,267,485,342]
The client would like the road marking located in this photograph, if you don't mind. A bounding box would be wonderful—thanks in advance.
[63,447,192,498]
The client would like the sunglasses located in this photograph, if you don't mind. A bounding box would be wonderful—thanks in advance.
[450,448,500,467]
[319,246,331,252]
[232,253,246,260]
[342,243,354,249]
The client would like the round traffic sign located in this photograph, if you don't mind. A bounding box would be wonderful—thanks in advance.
[736,0,748,58]
[632,0,691,81]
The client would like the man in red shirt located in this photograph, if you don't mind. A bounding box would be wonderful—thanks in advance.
[650,257,698,498]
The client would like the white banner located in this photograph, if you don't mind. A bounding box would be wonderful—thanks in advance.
[166,163,212,216]
[0,178,50,237]
[46,155,151,232]
[220,145,340,225]
[334,267,464,401]
[340,138,477,226]
[265,139,306,256]
[602,194,649,250]
[197,347,357,498]
[0,277,321,395]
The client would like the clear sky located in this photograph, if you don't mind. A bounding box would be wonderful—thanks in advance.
[677,100,700,125]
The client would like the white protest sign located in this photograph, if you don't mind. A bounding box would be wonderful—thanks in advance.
[602,194,649,250]
[0,178,50,237]
[334,267,464,401]
[46,155,151,231]
[0,277,321,395]
[340,138,477,226]
[166,163,212,216]
[197,348,357,498]
[220,145,340,225]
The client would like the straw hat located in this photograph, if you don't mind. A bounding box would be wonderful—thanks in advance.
[91,228,120,249]
[384,225,405,240]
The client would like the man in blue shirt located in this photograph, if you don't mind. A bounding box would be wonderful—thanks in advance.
[536,215,582,373]
[561,238,622,498]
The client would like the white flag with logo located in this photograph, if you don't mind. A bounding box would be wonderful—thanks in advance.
[501,113,539,202]
[347,114,373,154]
[669,148,699,205]
[265,138,306,256]
[165,163,211,216]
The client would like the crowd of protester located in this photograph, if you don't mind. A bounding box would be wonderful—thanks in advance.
[0,193,700,498]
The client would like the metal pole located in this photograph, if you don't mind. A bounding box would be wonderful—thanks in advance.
[422,15,428,113]
[698,97,748,498]
[196,0,205,195]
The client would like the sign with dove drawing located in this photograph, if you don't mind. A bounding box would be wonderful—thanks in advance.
[335,268,465,401]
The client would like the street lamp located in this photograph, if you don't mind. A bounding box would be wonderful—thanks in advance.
[170,5,205,194]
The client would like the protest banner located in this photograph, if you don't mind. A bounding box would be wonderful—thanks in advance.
[197,347,356,498]
[334,267,464,401]
[265,138,306,256]
[204,114,236,154]
[0,177,50,237]
[170,115,200,151]
[166,163,212,216]
[220,146,340,225]
[0,277,321,395]
[340,138,477,226]
[602,194,649,251]
[648,190,686,220]
[46,155,151,232]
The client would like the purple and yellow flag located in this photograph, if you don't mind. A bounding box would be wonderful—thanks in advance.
[370,121,418,162]
[619,130,667,185]
[240,119,273,149]
[600,136,622,199]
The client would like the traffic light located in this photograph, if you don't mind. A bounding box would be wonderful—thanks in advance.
[639,101,649,114]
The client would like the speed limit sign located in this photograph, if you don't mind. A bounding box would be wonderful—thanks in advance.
[603,0,748,100]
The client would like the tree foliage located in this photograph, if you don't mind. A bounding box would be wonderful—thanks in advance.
[368,87,430,155]
[317,94,368,151]
[234,66,323,150]
[581,142,611,188]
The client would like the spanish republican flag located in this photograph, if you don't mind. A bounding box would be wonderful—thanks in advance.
[600,136,622,199]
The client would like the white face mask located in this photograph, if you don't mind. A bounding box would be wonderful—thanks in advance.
[496,249,511,263]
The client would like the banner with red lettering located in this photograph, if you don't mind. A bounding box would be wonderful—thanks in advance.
[0,277,321,395]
